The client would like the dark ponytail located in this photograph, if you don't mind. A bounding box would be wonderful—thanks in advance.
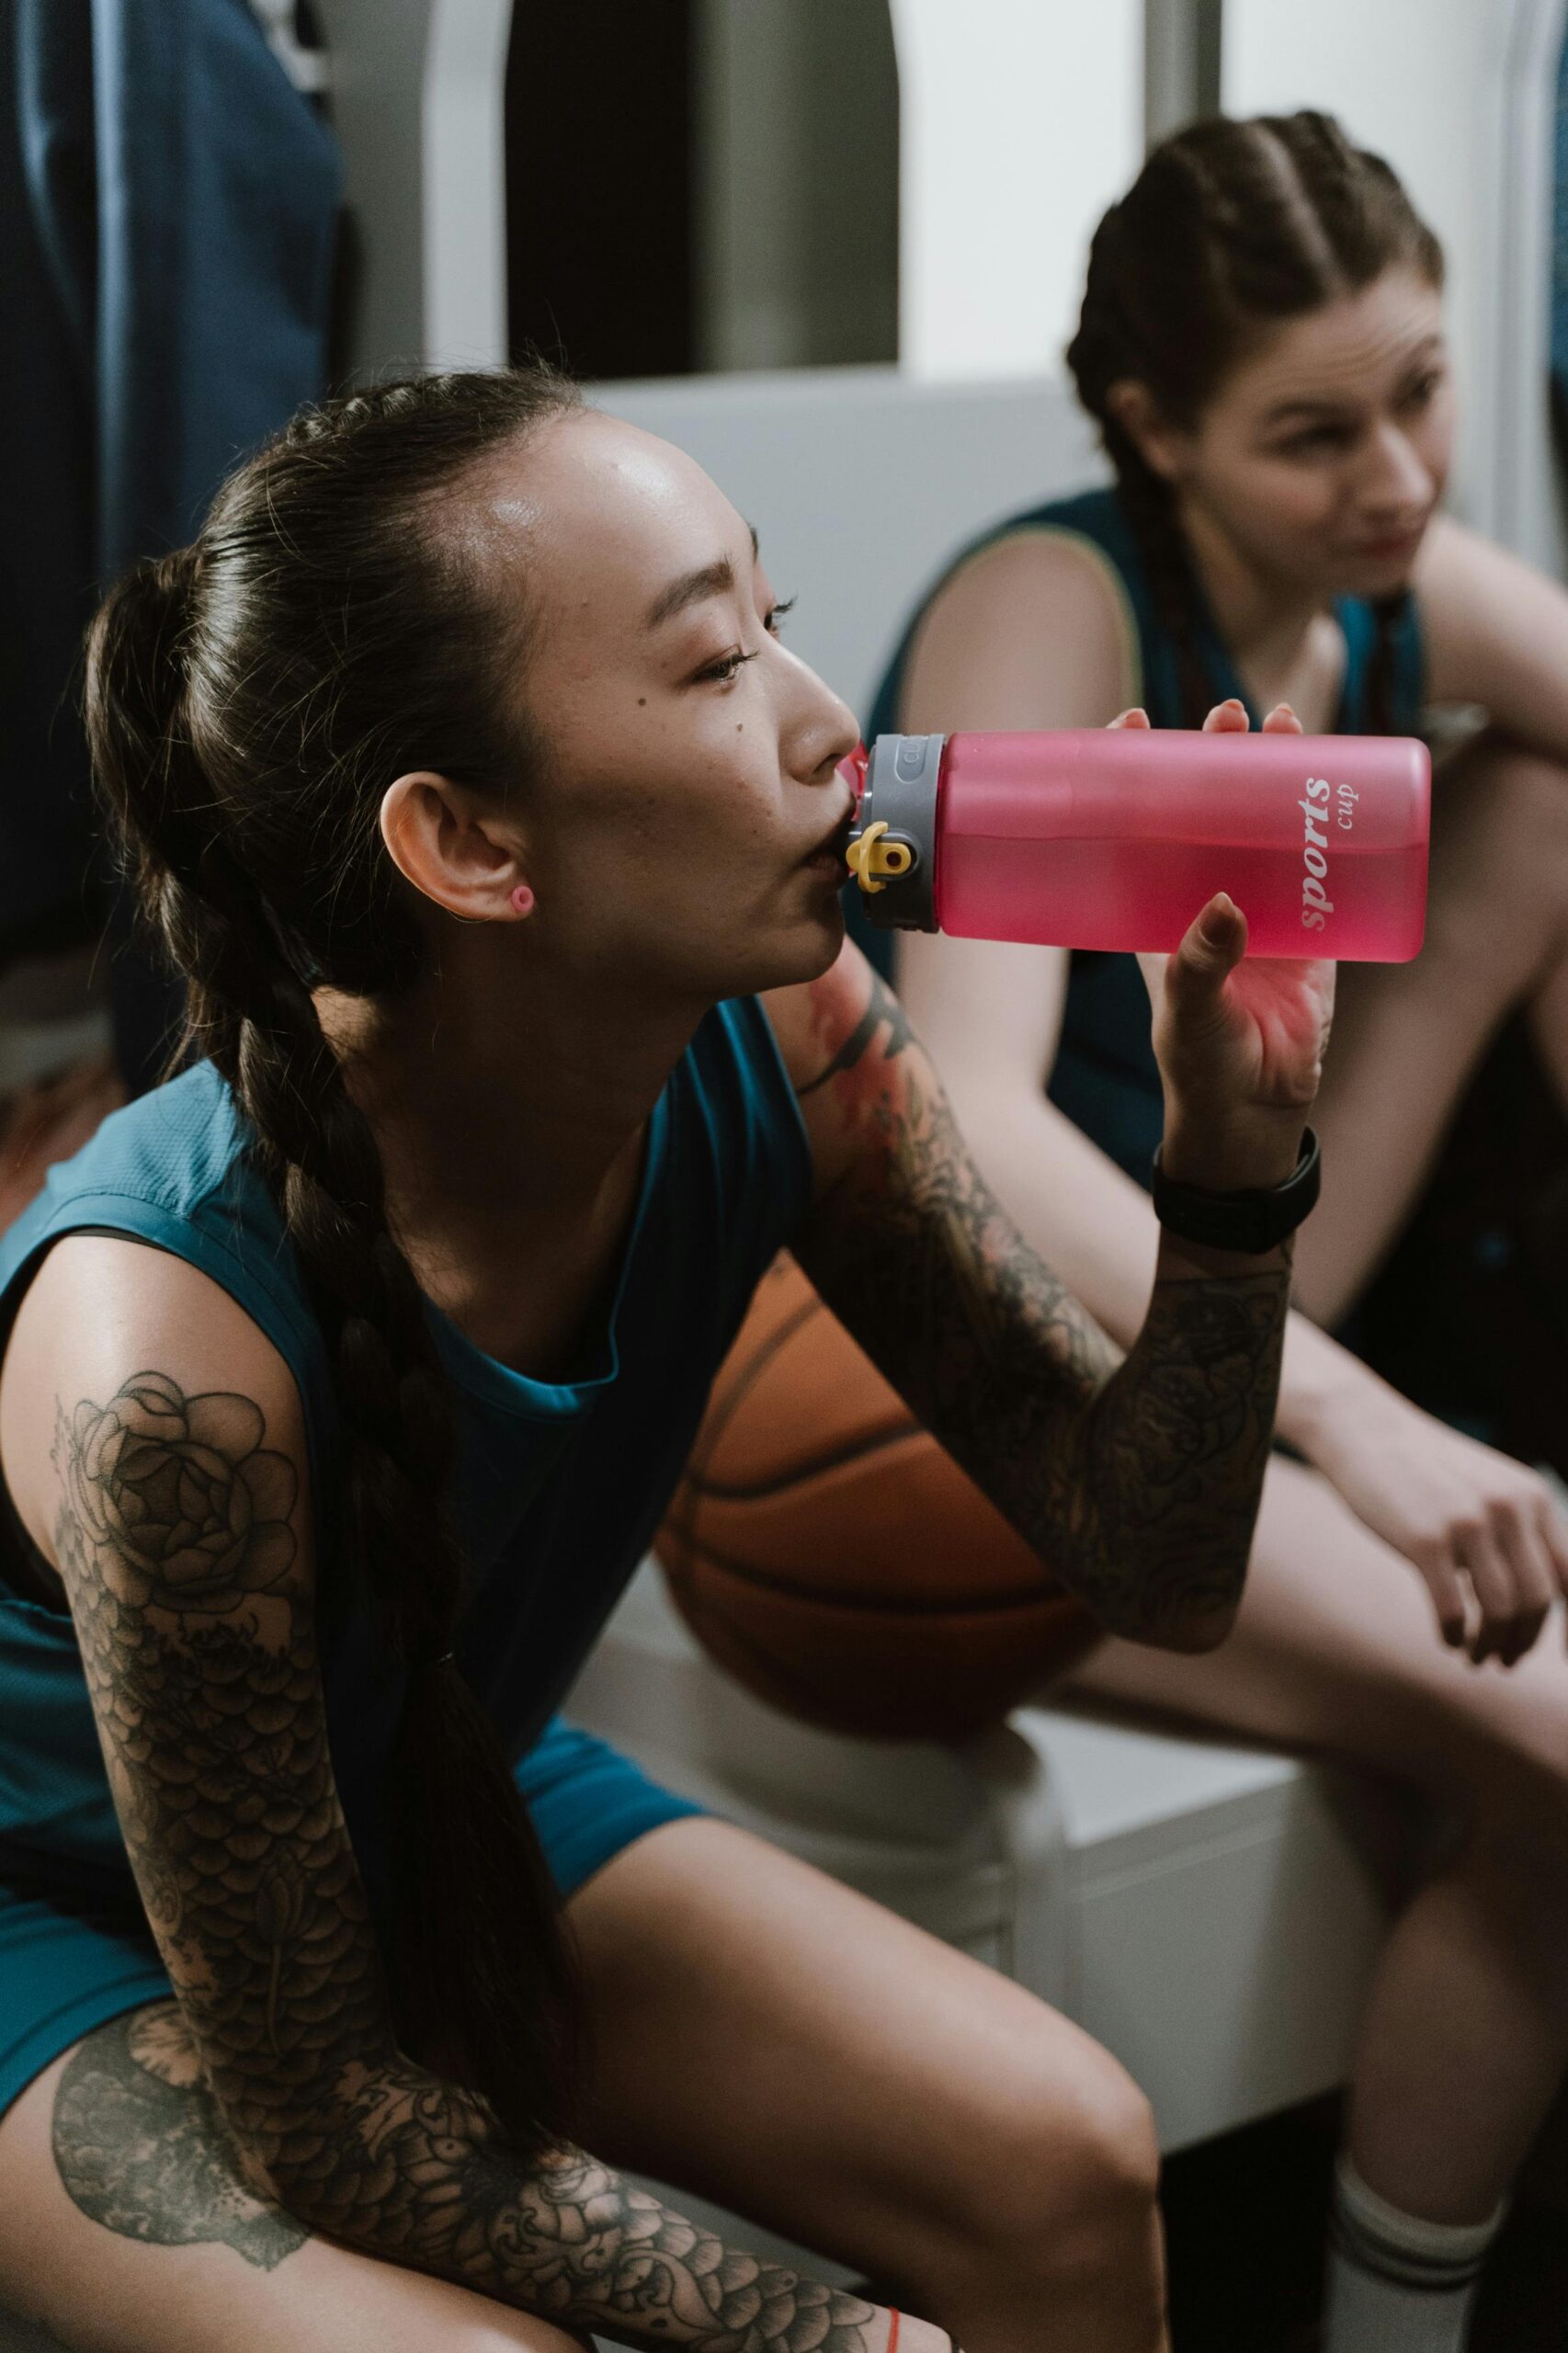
[1066,110,1444,727]
[85,369,585,2159]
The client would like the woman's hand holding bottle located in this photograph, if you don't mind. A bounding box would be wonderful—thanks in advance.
[1120,698,1335,1198]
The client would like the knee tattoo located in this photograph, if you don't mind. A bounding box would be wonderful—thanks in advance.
[51,2005,311,2272]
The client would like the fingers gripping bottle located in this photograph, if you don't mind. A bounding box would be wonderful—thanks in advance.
[844,729,1430,960]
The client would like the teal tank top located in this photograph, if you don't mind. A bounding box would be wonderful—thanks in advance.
[864,485,1426,1182]
[0,1001,811,1916]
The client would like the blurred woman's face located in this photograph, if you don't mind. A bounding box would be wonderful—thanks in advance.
[1159,267,1453,604]
[472,409,860,1003]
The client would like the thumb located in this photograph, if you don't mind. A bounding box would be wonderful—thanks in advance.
[1166,893,1247,1008]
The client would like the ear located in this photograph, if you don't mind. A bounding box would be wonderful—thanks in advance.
[1105,379,1191,484]
[380,772,534,923]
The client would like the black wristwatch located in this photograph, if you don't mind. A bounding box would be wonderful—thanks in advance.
[1150,1127,1321,1256]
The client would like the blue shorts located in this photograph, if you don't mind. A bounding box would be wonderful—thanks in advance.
[0,1716,700,2125]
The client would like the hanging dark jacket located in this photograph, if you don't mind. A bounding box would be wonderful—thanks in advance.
[3,0,340,1080]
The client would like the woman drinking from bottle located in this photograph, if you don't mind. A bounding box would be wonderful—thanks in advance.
[0,366,1326,2353]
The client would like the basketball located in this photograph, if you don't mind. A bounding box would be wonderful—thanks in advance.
[655,1254,1101,1740]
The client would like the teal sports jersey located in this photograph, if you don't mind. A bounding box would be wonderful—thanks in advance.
[862,484,1426,1181]
[0,1000,812,2114]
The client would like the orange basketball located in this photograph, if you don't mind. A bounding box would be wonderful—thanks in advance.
[655,1254,1100,1740]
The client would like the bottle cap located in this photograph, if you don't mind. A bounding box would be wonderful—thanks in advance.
[845,734,944,930]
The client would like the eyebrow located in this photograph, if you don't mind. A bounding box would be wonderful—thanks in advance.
[1262,400,1354,427]
[643,524,762,631]
[1261,342,1446,429]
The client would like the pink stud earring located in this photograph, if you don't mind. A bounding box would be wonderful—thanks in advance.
[510,883,535,917]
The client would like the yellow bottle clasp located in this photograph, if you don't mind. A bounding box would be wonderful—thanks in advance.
[846,819,916,896]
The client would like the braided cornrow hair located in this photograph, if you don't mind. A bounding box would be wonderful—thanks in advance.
[84,368,586,2162]
[1066,110,1443,728]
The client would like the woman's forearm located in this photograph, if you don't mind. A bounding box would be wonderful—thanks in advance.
[278,2063,887,2353]
[951,1081,1367,1460]
[1275,1300,1381,1455]
[942,1086,1162,1348]
[800,1040,1294,1652]
[1069,1230,1292,1650]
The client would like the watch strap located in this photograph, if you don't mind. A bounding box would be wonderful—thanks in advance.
[1151,1127,1321,1255]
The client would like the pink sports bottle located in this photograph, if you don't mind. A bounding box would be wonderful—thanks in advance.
[843,729,1430,960]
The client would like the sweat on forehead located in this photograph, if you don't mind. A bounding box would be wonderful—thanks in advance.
[471,415,758,649]
[529,411,736,533]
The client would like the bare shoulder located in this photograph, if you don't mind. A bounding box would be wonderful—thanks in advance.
[902,524,1139,733]
[1413,512,1568,709]
[763,936,890,1094]
[923,524,1131,633]
[1412,511,1561,626]
[764,939,927,1198]
[1411,512,1500,617]
[0,1233,310,1588]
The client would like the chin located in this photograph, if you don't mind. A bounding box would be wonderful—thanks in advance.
[1333,521,1432,602]
[1340,555,1420,603]
[755,900,846,994]
[796,904,849,982]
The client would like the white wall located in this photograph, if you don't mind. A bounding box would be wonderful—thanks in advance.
[314,0,510,376]
[890,0,1142,382]
[597,370,1101,721]
[693,0,899,372]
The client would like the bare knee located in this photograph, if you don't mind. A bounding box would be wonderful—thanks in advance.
[0,2019,589,2353]
[1429,739,1568,970]
[948,2026,1163,2297]
[1426,1680,1568,1883]
[1455,740,1568,850]
[1024,2055,1162,2291]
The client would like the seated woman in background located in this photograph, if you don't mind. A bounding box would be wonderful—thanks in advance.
[0,366,1325,2353]
[873,110,1568,2353]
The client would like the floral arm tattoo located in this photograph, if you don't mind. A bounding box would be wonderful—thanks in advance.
[792,967,1291,1647]
[51,1370,882,2351]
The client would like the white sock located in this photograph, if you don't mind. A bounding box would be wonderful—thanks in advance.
[1324,2156,1505,2353]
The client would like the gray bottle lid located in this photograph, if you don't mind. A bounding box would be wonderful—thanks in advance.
[845,733,944,930]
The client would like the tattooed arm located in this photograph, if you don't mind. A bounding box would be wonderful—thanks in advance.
[767,918,1326,1652]
[0,1236,902,2353]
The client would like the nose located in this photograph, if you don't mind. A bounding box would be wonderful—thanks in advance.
[1358,419,1433,517]
[780,645,861,783]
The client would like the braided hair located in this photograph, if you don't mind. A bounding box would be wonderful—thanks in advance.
[84,368,585,2161]
[1065,111,1444,729]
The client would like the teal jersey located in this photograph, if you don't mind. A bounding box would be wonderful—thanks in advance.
[0,1003,812,1921]
[862,484,1426,1181]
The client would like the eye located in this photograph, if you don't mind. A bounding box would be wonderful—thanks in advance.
[1278,423,1353,458]
[694,647,760,687]
[1400,370,1443,413]
[692,597,796,687]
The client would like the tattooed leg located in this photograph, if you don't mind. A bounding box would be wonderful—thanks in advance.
[51,2004,310,2272]
[0,2028,597,2353]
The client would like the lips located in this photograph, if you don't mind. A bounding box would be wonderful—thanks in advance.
[1347,525,1425,562]
[802,798,858,872]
